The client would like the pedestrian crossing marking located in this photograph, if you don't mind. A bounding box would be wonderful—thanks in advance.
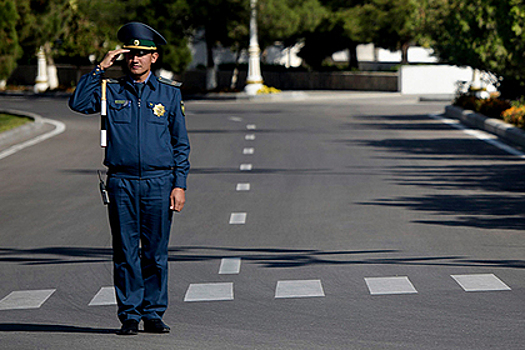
[365,276,418,295]
[236,183,250,191]
[229,212,247,224]
[275,280,325,299]
[184,283,234,302]
[0,273,517,311]
[0,289,56,311]
[451,274,511,292]
[240,164,253,171]
[88,287,117,306]
[219,258,241,275]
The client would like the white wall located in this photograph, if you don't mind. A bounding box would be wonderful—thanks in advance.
[400,65,473,94]
[332,44,438,63]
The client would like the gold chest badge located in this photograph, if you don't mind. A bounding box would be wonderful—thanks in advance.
[152,103,165,117]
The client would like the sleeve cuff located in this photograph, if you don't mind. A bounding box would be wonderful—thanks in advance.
[174,177,187,190]
[91,65,104,77]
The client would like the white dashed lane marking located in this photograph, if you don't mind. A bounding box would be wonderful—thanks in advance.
[275,280,325,299]
[243,148,255,155]
[246,124,257,130]
[236,183,250,191]
[0,289,56,310]
[365,276,418,295]
[240,164,253,171]
[219,258,241,275]
[184,283,234,302]
[229,212,247,224]
[88,287,117,306]
[451,274,511,292]
[245,134,256,140]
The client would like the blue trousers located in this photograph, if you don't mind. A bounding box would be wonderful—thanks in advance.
[107,173,174,323]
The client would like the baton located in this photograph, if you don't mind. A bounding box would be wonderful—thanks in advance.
[100,79,107,147]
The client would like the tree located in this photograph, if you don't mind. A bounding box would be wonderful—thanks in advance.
[258,0,326,50]
[0,0,22,82]
[16,0,192,82]
[298,1,368,70]
[358,0,419,64]
[185,0,249,90]
[426,0,525,98]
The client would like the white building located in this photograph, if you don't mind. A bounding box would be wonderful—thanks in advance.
[188,34,438,70]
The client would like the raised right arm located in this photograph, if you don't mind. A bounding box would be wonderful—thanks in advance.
[69,49,130,114]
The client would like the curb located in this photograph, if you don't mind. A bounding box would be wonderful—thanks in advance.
[0,109,46,148]
[444,105,525,148]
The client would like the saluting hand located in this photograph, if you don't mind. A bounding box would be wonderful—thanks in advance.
[99,49,130,70]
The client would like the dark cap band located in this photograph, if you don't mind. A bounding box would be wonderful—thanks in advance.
[123,39,157,50]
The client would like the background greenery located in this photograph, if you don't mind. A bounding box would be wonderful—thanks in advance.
[2,0,525,98]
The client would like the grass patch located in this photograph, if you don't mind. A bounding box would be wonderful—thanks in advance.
[0,114,31,133]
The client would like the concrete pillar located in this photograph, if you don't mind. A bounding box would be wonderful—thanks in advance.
[34,47,49,93]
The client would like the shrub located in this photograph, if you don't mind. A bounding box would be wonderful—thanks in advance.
[453,94,510,120]
[502,106,525,129]
[478,98,511,119]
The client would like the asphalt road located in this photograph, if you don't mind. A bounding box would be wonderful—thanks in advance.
[0,92,523,349]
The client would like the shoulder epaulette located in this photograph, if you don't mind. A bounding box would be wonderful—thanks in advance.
[158,76,182,87]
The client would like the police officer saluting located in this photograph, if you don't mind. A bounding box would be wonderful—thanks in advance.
[69,22,190,335]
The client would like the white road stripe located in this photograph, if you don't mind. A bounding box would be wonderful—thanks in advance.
[275,280,325,299]
[429,113,525,158]
[451,274,511,292]
[240,164,253,171]
[365,276,418,295]
[0,118,66,160]
[0,289,56,310]
[236,183,250,191]
[229,212,247,224]
[184,283,234,302]
[88,287,117,306]
[228,116,243,122]
[219,258,241,275]
[245,134,256,140]
[243,147,255,155]
[246,124,257,130]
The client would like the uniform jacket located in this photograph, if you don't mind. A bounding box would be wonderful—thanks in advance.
[69,66,190,189]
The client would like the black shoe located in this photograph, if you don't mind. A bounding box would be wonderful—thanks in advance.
[116,319,139,335]
[143,319,170,333]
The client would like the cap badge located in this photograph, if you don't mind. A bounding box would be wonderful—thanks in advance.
[134,39,140,46]
[153,103,166,117]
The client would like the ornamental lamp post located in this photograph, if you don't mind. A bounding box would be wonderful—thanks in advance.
[244,0,263,95]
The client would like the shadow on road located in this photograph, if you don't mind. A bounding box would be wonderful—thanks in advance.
[1,246,523,269]
[0,323,115,334]
[339,113,525,232]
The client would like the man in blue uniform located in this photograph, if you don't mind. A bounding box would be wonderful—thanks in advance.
[69,22,190,336]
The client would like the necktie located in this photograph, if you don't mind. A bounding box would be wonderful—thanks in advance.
[135,82,145,97]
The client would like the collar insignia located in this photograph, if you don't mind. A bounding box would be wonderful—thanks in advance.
[153,103,165,117]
